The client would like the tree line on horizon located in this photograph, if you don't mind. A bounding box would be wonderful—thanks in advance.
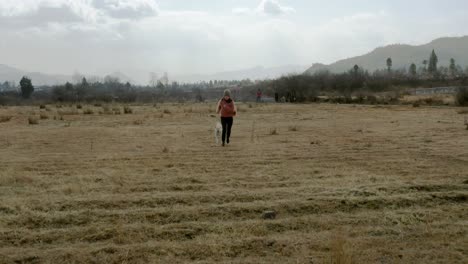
[249,49,468,103]
[1,49,468,105]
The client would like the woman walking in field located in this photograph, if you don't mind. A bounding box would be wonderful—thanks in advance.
[216,89,237,146]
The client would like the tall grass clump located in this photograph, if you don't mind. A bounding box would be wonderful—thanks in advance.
[124,106,133,114]
[83,108,94,115]
[456,87,468,106]
[28,116,39,125]
[0,116,13,123]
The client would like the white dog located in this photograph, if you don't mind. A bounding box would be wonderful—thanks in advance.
[214,122,223,144]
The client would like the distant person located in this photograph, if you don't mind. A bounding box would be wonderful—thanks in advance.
[216,89,237,146]
[256,89,262,103]
[275,92,279,103]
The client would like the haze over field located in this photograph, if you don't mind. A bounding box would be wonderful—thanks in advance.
[1,0,468,84]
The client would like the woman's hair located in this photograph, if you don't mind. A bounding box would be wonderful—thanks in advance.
[223,89,231,97]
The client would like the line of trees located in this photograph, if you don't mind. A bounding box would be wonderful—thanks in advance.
[247,50,468,102]
[1,50,468,105]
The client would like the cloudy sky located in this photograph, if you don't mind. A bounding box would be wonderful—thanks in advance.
[1,0,468,83]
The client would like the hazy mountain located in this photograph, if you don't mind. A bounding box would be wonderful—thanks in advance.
[0,64,138,86]
[175,65,310,83]
[0,64,71,86]
[305,36,468,74]
[1,64,308,86]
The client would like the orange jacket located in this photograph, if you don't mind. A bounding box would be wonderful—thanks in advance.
[217,98,237,117]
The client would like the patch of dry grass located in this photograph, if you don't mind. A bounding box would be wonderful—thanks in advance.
[0,103,467,263]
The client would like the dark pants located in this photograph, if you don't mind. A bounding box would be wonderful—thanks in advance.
[221,117,233,143]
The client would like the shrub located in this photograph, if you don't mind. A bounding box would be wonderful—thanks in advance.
[162,146,169,153]
[83,108,94,115]
[133,120,144,125]
[76,104,83,109]
[40,113,49,120]
[0,116,13,123]
[124,106,133,114]
[288,125,298,132]
[456,87,468,106]
[366,95,378,104]
[269,128,278,135]
[163,109,171,114]
[39,104,46,109]
[58,109,78,115]
[28,116,39,125]
[113,108,121,115]
[102,105,113,115]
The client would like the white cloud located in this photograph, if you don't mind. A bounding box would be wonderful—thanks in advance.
[232,7,251,16]
[233,0,295,16]
[257,0,294,16]
[0,0,100,23]
[0,0,465,84]
[0,0,159,27]
[93,0,159,19]
[0,5,392,81]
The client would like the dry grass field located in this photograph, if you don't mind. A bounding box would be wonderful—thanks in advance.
[0,102,467,263]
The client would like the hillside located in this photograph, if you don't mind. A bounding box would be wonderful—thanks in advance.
[0,64,308,86]
[0,65,136,87]
[0,64,71,86]
[305,36,468,74]
[174,65,309,83]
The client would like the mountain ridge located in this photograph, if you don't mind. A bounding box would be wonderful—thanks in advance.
[305,36,468,74]
[0,64,309,86]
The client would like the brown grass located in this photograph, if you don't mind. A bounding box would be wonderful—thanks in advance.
[0,103,467,263]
